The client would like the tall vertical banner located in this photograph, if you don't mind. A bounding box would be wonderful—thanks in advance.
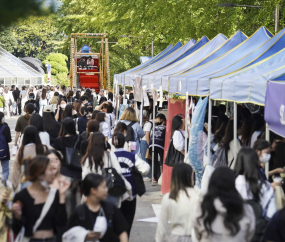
[188,97,208,188]
[47,64,51,85]
[134,76,142,101]
[265,82,285,138]
[161,98,186,194]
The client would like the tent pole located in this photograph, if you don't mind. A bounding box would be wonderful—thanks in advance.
[226,101,229,116]
[185,92,188,158]
[233,102,238,164]
[207,99,212,165]
[265,123,270,179]
[140,87,143,127]
[152,91,156,186]
[116,84,119,123]
[214,100,216,106]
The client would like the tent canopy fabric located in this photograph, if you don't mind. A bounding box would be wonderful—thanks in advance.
[168,27,273,96]
[140,34,227,88]
[210,46,285,105]
[115,43,180,84]
[125,39,197,79]
[140,56,152,64]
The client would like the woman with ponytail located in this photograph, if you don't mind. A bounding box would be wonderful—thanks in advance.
[112,132,150,237]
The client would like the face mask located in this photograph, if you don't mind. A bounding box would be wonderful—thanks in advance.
[60,104,66,109]
[156,121,162,125]
[2,118,5,123]
[260,153,271,163]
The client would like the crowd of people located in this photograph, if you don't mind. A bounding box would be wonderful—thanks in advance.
[0,84,284,242]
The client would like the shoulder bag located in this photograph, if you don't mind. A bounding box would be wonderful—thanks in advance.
[102,152,126,197]
[14,188,57,242]
[66,135,82,170]
[164,131,185,167]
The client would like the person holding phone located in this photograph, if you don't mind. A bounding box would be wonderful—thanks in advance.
[65,173,129,242]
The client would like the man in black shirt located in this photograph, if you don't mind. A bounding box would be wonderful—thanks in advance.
[12,85,21,115]
[25,93,39,113]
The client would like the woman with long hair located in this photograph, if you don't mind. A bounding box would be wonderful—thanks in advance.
[194,166,255,242]
[66,90,75,104]
[42,106,61,146]
[26,113,50,145]
[11,125,50,190]
[53,117,83,179]
[240,119,253,147]
[73,100,82,118]
[204,115,229,164]
[156,163,199,242]
[81,132,132,205]
[91,110,100,120]
[96,112,111,141]
[250,117,265,147]
[234,147,277,220]
[12,156,68,242]
[65,174,129,242]
[220,120,242,169]
[39,88,48,116]
[113,133,149,237]
[62,104,74,120]
[55,98,67,122]
[120,107,145,154]
[80,120,100,156]
[75,90,81,100]
[0,111,11,181]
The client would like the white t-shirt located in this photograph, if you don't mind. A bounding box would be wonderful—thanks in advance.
[142,121,153,141]
[173,129,185,151]
[20,90,27,100]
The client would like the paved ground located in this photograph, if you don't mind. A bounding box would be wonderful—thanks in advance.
[4,116,163,242]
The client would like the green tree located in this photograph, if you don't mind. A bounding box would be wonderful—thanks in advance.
[0,27,17,53]
[56,0,285,86]
[0,0,53,27]
[12,15,64,61]
[43,53,69,86]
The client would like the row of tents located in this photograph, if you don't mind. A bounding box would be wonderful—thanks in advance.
[114,26,285,106]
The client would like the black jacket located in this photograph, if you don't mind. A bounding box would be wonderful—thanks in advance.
[0,123,12,161]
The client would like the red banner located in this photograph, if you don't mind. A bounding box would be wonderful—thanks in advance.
[161,98,186,194]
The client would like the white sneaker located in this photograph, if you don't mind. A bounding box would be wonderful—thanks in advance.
[143,177,151,182]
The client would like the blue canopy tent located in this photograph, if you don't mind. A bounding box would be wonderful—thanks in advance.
[140,31,247,91]
[210,47,285,105]
[140,56,152,64]
[140,34,228,89]
[168,27,273,95]
[115,42,182,85]
[124,39,197,81]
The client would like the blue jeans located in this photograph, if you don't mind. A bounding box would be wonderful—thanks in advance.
[1,160,9,181]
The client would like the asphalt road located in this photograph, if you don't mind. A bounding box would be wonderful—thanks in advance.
[4,116,163,242]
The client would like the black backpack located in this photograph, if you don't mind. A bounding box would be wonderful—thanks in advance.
[125,121,136,142]
[246,200,268,242]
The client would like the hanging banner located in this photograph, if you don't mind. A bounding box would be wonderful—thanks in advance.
[134,76,142,101]
[188,97,208,188]
[265,82,285,138]
[161,98,186,194]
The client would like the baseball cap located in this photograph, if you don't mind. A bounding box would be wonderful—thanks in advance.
[43,105,53,113]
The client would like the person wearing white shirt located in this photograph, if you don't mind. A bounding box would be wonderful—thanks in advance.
[3,86,13,118]
[172,115,186,155]
[81,132,132,207]
[20,86,28,114]
[156,163,199,242]
[39,88,48,116]
[234,147,277,220]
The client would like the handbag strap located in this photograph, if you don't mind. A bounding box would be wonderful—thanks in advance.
[33,188,57,233]
[74,134,80,149]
